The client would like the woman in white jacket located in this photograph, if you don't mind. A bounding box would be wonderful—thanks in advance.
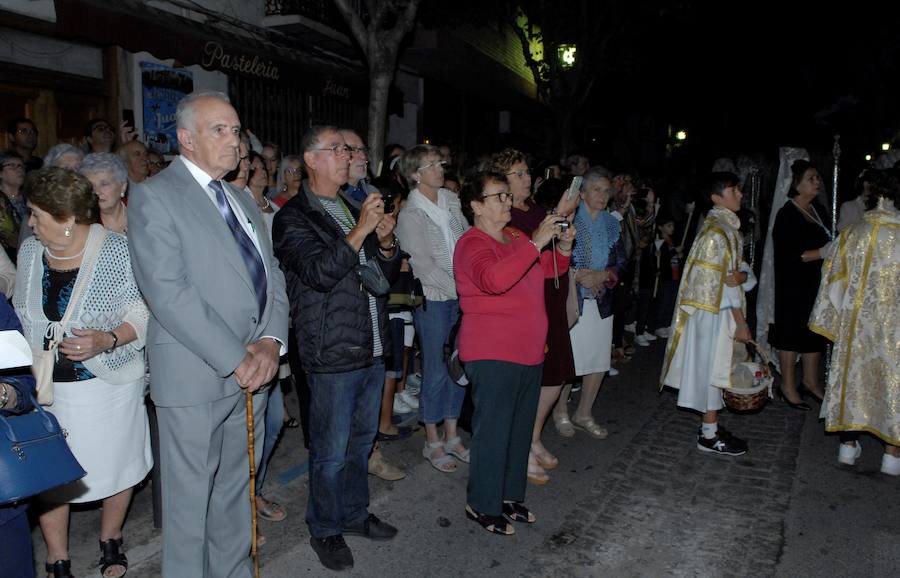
[14,167,150,578]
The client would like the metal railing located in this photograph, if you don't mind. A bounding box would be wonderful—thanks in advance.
[265,0,364,29]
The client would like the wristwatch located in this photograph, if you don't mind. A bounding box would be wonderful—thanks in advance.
[380,235,399,251]
[104,331,119,354]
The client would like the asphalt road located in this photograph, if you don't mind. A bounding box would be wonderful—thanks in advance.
[36,338,900,577]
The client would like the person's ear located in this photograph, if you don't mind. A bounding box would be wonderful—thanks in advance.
[177,128,194,153]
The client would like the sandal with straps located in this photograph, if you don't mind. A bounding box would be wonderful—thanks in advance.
[45,560,74,578]
[572,416,608,439]
[443,436,470,463]
[423,441,457,472]
[99,537,128,578]
[466,504,514,535]
[503,501,537,523]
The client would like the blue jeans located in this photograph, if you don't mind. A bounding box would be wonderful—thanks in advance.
[414,299,465,424]
[256,383,284,495]
[305,360,384,538]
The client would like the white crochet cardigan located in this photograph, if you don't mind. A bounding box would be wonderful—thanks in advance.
[14,224,149,384]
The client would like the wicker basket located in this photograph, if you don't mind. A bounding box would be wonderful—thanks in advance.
[724,340,773,412]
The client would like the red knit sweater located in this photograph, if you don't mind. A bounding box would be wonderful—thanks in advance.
[453,227,570,365]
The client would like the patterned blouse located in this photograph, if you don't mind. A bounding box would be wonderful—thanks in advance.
[42,259,96,382]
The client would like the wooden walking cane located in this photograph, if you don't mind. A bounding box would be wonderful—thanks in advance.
[245,390,260,578]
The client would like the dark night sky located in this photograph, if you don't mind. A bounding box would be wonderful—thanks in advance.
[584,2,900,167]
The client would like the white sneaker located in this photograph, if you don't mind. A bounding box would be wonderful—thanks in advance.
[393,394,413,415]
[397,389,419,410]
[881,452,900,476]
[655,327,671,338]
[608,367,619,376]
[624,322,636,333]
[634,335,650,347]
[838,442,862,465]
[640,331,657,342]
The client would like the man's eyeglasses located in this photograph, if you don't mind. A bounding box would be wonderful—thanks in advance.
[312,144,352,156]
[1,163,24,171]
[92,124,114,133]
[418,160,448,172]
[506,168,531,178]
[15,127,37,136]
[285,167,303,174]
[348,146,369,156]
[483,192,513,203]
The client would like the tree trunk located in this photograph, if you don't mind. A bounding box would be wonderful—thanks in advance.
[367,71,393,177]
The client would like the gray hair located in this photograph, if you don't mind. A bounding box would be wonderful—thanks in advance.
[299,125,340,156]
[80,152,128,184]
[176,91,231,132]
[44,143,84,168]
[580,165,613,191]
[399,144,441,182]
[276,154,303,193]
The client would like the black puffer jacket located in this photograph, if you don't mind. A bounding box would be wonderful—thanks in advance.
[273,184,400,374]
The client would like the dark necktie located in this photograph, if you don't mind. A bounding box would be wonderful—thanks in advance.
[209,180,268,318]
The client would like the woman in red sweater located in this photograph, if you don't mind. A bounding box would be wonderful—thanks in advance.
[454,172,575,535]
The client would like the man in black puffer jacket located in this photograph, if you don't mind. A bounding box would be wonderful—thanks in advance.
[273,125,401,572]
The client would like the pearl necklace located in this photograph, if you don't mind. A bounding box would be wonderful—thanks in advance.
[790,199,832,240]
[44,243,86,260]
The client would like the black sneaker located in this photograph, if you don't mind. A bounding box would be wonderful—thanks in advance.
[309,535,354,571]
[342,513,398,541]
[697,432,747,456]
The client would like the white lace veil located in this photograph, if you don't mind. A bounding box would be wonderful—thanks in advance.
[755,146,810,366]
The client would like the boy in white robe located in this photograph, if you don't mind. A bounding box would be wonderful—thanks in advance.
[660,172,756,455]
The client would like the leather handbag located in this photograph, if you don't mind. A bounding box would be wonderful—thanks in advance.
[0,394,86,504]
[388,272,425,308]
[31,229,106,405]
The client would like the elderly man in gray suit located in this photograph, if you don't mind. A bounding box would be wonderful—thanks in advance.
[128,91,288,578]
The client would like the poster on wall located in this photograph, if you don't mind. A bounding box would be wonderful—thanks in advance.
[141,62,193,155]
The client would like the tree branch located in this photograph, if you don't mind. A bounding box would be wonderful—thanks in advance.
[387,0,422,49]
[333,0,370,57]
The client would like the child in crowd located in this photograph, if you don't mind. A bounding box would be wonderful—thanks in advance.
[659,172,756,455]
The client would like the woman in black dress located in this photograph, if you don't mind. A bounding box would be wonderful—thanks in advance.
[771,160,831,409]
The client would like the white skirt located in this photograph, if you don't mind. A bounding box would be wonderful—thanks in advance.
[44,377,153,503]
[569,302,613,376]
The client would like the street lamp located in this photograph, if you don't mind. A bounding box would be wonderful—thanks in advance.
[558,44,577,69]
[675,130,687,141]
[882,143,891,151]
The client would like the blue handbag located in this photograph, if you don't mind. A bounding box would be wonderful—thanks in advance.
[0,395,86,504]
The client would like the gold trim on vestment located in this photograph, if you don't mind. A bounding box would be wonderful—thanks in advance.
[825,423,900,447]
[837,222,881,425]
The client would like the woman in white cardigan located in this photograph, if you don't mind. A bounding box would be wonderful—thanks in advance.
[395,145,470,472]
[14,167,150,578]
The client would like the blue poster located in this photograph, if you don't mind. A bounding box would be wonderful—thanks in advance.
[141,62,193,155]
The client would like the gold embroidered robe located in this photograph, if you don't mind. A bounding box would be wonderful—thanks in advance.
[810,204,900,444]
[661,207,744,399]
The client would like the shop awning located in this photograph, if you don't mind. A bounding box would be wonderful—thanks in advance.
[53,0,368,102]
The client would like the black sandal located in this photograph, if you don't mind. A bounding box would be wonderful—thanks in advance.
[45,560,74,578]
[465,504,514,535]
[283,416,300,428]
[502,501,537,523]
[99,538,128,578]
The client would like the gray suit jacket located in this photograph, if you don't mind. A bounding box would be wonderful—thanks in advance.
[128,158,289,407]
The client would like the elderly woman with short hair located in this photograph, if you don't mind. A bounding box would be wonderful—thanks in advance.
[454,171,575,534]
[395,144,470,472]
[553,167,625,440]
[14,167,151,578]
[272,154,303,208]
[44,144,84,172]
[490,148,579,484]
[80,153,129,234]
